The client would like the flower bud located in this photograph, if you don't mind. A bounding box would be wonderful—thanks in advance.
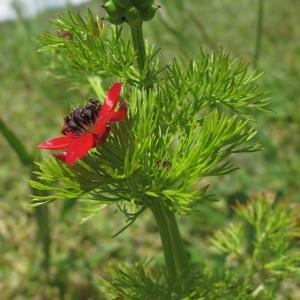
[112,0,132,9]
[103,0,123,18]
[124,7,141,24]
[140,4,158,21]
[133,0,154,9]
[105,15,124,25]
[103,0,158,25]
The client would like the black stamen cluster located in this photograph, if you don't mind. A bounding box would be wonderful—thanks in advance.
[62,99,101,136]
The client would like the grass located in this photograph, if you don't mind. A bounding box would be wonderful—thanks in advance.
[0,0,299,298]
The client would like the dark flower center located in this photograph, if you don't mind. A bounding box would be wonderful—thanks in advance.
[62,99,101,136]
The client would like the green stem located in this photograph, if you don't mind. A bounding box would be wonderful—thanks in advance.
[31,159,51,272]
[0,117,51,273]
[130,22,146,72]
[254,0,265,68]
[0,117,32,166]
[129,17,190,287]
[149,200,189,285]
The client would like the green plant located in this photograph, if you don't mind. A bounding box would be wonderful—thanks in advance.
[29,1,300,297]
[211,193,300,295]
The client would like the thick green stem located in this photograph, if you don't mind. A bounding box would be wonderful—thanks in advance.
[130,18,189,285]
[149,200,189,285]
[130,23,146,72]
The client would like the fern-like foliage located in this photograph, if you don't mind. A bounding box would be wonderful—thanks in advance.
[163,50,269,116]
[38,10,161,88]
[211,193,300,294]
[100,261,273,300]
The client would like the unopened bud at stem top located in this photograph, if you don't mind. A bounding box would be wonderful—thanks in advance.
[102,0,159,25]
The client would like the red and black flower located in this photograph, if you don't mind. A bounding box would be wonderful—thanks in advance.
[38,83,127,165]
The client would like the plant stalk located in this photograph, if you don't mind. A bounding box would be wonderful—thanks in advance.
[129,19,189,285]
[31,163,52,272]
[149,200,189,285]
[130,22,146,72]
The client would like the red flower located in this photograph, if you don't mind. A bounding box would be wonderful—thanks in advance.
[38,83,127,165]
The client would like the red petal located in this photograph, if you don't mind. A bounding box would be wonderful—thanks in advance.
[95,127,111,145]
[65,133,95,165]
[110,101,127,122]
[93,112,113,135]
[38,136,76,150]
[101,82,122,115]
[54,152,67,162]
[93,83,125,135]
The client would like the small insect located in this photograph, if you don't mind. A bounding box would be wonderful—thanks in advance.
[155,160,172,170]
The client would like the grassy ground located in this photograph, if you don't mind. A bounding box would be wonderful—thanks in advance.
[0,0,299,299]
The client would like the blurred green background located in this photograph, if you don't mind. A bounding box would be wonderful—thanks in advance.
[0,0,299,298]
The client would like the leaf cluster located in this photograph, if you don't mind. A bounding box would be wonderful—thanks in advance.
[100,261,273,300]
[163,50,269,116]
[211,193,300,288]
[38,11,161,88]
